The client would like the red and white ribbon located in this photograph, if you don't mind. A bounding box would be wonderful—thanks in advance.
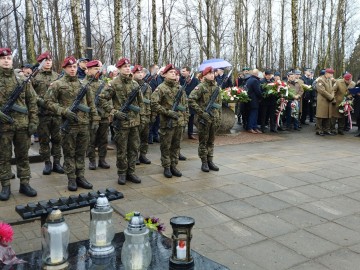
[276,98,287,127]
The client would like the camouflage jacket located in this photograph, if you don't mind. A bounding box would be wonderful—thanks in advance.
[83,75,109,120]
[0,67,39,131]
[135,79,152,118]
[188,78,222,121]
[32,69,59,115]
[151,79,188,128]
[44,73,99,125]
[99,74,143,128]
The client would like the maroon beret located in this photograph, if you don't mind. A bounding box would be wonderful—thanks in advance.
[325,68,335,74]
[0,48,12,57]
[37,51,52,63]
[202,66,213,76]
[116,58,130,68]
[62,56,77,68]
[163,64,176,74]
[132,65,143,73]
[344,73,352,80]
[86,60,101,68]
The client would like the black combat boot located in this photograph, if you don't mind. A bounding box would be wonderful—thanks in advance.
[118,175,126,185]
[127,174,141,184]
[139,155,151,164]
[89,160,97,170]
[98,158,110,169]
[136,159,141,165]
[0,186,11,201]
[68,179,77,191]
[53,161,65,174]
[208,160,219,171]
[19,183,37,197]
[164,167,172,178]
[170,166,182,177]
[201,162,210,172]
[76,177,93,189]
[43,161,52,175]
[179,153,187,161]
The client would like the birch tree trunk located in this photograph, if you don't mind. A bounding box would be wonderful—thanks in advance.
[12,0,23,65]
[25,0,36,63]
[198,0,204,63]
[279,0,285,74]
[136,0,141,64]
[53,0,64,68]
[162,0,167,64]
[205,0,211,58]
[291,0,299,68]
[114,0,122,61]
[152,0,158,64]
[37,0,50,51]
[70,0,82,58]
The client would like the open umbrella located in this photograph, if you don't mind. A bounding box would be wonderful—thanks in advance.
[198,58,232,71]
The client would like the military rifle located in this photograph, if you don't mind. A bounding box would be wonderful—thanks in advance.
[199,86,222,125]
[0,59,45,125]
[219,69,233,88]
[139,81,151,105]
[60,69,103,133]
[112,83,146,130]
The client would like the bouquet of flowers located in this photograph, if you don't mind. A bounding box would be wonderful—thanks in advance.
[221,87,251,103]
[339,98,354,129]
[0,222,26,265]
[262,80,288,98]
[301,84,312,92]
[125,212,165,233]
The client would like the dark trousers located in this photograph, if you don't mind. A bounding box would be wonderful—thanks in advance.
[260,101,276,131]
[301,98,314,123]
[248,108,259,130]
[188,114,195,135]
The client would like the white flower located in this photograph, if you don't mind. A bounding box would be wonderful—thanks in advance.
[230,97,234,101]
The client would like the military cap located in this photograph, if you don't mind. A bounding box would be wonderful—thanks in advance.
[163,64,176,74]
[86,60,101,68]
[78,57,90,63]
[274,71,281,77]
[344,73,352,80]
[287,71,294,76]
[325,68,335,74]
[264,70,273,75]
[319,69,326,76]
[294,69,302,75]
[62,56,77,68]
[202,66,213,76]
[23,64,33,69]
[0,48,12,57]
[242,67,250,71]
[116,58,130,68]
[131,64,143,73]
[37,51,52,63]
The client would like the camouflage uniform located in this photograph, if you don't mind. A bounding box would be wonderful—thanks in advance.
[85,75,110,167]
[44,73,99,180]
[0,67,39,187]
[151,79,188,169]
[188,79,222,163]
[32,70,63,166]
[99,74,143,178]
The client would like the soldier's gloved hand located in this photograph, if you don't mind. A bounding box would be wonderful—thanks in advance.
[167,110,178,120]
[63,109,78,121]
[28,123,37,136]
[114,110,127,120]
[201,111,211,122]
[0,111,11,124]
[91,121,99,130]
[37,98,45,107]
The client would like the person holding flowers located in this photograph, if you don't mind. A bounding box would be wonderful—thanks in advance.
[260,70,277,133]
[245,69,263,134]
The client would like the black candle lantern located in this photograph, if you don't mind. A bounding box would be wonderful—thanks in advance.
[169,216,195,270]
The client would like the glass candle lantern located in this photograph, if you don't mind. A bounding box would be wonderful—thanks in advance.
[41,207,70,266]
[89,194,115,257]
[121,212,152,270]
[169,216,195,270]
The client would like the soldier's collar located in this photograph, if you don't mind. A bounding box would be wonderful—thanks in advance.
[0,67,14,77]
[164,78,176,87]
[120,73,132,83]
[64,73,78,82]
[204,78,215,86]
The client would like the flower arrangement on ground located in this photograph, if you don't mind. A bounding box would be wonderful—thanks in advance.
[339,97,354,129]
[125,212,165,233]
[221,86,251,103]
[0,222,26,265]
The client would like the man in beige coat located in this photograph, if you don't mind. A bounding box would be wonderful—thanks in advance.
[331,73,355,135]
[316,68,336,136]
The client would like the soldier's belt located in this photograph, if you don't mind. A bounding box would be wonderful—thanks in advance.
[176,105,186,111]
[143,98,151,104]
[128,104,141,112]
[12,104,28,114]
[77,104,91,113]
[211,103,221,109]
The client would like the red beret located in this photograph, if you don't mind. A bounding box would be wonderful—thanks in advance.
[62,56,77,68]
[163,64,176,74]
[344,73,352,80]
[116,58,130,68]
[132,65,143,73]
[0,48,12,57]
[86,60,101,68]
[325,68,335,74]
[37,51,51,63]
[202,66,213,76]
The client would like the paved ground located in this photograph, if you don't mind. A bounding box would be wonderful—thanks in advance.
[2,122,360,270]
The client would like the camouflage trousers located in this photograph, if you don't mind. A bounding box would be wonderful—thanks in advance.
[62,125,89,179]
[198,120,219,162]
[37,115,62,162]
[114,126,140,175]
[87,120,109,161]
[159,125,183,168]
[139,118,150,155]
[0,129,31,186]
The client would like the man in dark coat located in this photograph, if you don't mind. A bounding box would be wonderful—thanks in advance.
[77,58,89,80]
[245,69,263,133]
[215,68,232,89]
[301,68,315,124]
[260,70,276,132]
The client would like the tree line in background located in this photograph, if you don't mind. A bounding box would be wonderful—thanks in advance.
[0,0,359,78]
